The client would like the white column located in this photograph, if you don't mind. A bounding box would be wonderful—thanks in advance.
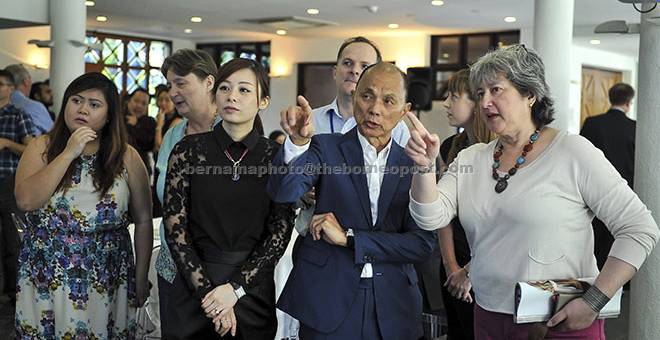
[49,0,86,114]
[533,0,574,132]
[629,3,660,339]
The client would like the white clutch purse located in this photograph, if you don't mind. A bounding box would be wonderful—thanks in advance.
[514,278,622,324]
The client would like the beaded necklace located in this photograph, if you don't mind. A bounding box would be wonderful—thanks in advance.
[491,129,540,193]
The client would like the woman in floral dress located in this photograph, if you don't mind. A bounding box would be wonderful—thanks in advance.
[14,72,153,339]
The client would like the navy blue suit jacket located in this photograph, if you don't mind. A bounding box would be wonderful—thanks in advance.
[268,128,436,339]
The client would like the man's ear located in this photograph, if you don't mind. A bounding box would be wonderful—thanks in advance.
[259,96,270,110]
[332,65,338,81]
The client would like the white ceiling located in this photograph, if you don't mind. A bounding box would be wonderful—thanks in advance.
[86,0,644,57]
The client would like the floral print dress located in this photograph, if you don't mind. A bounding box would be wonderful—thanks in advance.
[15,154,136,339]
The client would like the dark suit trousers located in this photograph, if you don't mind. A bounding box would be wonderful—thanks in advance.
[299,278,383,340]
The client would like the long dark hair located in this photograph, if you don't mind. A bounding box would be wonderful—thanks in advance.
[46,72,128,197]
[216,58,268,136]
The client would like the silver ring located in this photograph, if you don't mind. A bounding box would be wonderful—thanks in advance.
[214,308,220,315]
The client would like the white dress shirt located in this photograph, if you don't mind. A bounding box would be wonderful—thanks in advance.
[283,132,393,278]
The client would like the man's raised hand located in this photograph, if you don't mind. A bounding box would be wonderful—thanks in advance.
[280,95,315,145]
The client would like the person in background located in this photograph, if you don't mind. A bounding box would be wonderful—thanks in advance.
[580,83,637,271]
[14,72,152,338]
[436,68,494,340]
[154,48,220,338]
[407,44,658,339]
[125,87,156,176]
[164,58,295,339]
[29,80,56,121]
[154,84,182,154]
[268,130,286,145]
[151,84,182,218]
[5,64,53,135]
[0,69,34,301]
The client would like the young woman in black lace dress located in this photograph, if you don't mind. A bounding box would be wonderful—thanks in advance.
[163,58,295,339]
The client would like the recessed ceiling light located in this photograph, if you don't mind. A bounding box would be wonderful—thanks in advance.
[84,1,95,6]
[190,16,202,23]
[307,8,320,15]
[184,28,192,34]
[504,16,517,23]
[590,39,601,45]
[276,29,287,35]
[431,0,444,6]
[388,23,399,29]
[96,15,108,22]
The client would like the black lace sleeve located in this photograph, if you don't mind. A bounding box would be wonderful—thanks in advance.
[163,141,214,299]
[231,200,296,288]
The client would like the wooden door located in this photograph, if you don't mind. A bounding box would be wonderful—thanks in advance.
[580,67,622,127]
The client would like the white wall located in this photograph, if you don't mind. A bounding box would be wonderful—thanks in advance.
[0,0,48,24]
[0,26,51,81]
[568,45,638,134]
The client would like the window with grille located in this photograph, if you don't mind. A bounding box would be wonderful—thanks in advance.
[84,32,172,117]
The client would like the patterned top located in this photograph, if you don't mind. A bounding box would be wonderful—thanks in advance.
[164,124,296,298]
[0,103,34,178]
[16,154,136,339]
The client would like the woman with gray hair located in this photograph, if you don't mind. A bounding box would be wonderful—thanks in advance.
[405,44,658,338]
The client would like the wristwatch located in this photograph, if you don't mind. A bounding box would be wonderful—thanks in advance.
[229,281,246,300]
[346,228,355,248]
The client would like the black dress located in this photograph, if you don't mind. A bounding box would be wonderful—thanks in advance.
[439,133,474,340]
[163,124,296,339]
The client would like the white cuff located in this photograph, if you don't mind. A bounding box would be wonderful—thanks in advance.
[284,136,310,164]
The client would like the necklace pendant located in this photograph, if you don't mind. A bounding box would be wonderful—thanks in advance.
[232,172,240,181]
[495,179,508,193]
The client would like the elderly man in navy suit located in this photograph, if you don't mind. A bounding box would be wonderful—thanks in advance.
[268,62,437,340]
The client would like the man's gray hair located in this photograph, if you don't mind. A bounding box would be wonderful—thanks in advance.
[469,44,555,127]
[4,64,31,86]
